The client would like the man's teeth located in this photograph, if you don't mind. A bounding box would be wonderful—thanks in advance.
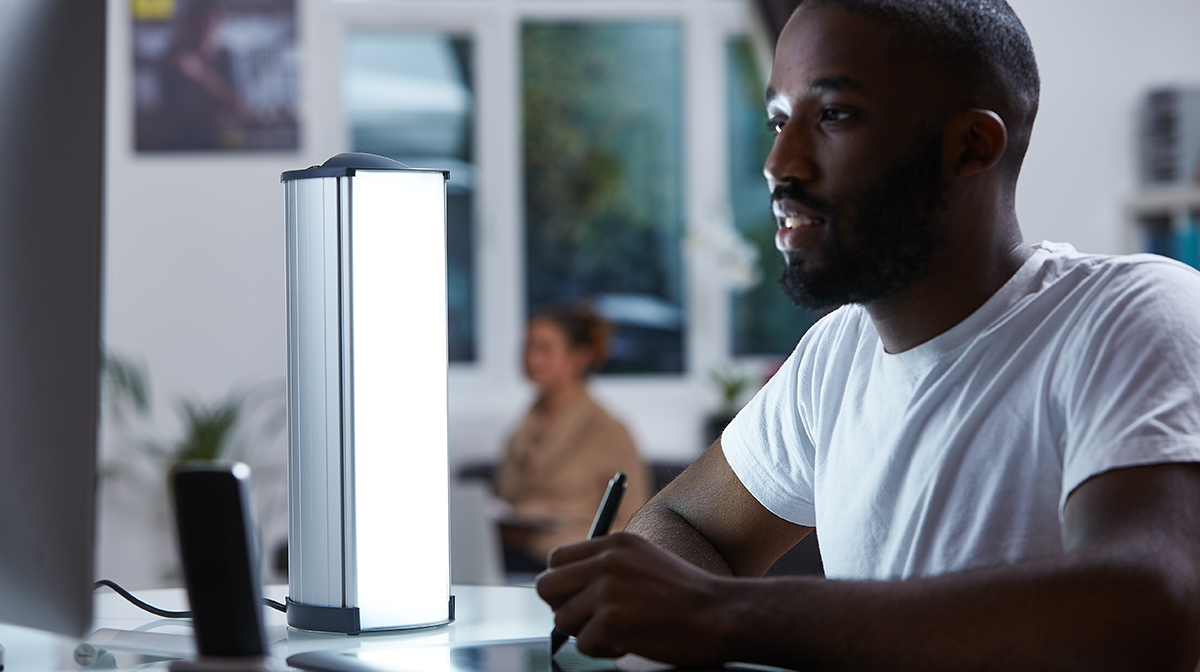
[783,216,820,228]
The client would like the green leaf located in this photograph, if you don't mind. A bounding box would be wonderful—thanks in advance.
[101,350,150,413]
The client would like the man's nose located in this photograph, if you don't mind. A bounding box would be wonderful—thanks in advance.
[763,123,817,189]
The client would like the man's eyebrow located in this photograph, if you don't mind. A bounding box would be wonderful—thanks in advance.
[806,75,865,93]
[765,76,866,107]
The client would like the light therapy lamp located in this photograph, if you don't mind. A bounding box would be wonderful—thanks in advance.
[281,153,453,633]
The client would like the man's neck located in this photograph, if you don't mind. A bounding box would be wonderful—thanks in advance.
[864,219,1031,354]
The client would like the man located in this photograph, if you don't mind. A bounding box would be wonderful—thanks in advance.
[536,1,1200,670]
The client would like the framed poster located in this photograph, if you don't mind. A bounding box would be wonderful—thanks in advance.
[132,0,299,152]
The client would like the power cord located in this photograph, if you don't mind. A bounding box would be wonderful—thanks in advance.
[93,579,287,618]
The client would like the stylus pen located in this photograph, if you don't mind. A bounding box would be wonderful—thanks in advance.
[550,472,628,656]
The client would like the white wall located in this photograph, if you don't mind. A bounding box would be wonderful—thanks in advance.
[97,0,322,587]
[1009,0,1200,254]
[96,0,1200,588]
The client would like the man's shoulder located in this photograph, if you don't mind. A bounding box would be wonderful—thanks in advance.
[1036,242,1200,289]
[1026,244,1200,356]
[779,304,877,385]
[803,303,873,346]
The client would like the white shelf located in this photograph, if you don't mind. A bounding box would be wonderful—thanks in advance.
[1122,186,1200,255]
[1125,185,1200,217]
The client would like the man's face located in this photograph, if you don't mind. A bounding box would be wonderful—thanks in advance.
[765,6,951,310]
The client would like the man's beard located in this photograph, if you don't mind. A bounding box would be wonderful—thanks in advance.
[777,133,948,310]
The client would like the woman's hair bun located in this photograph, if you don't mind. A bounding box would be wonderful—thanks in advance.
[531,303,612,373]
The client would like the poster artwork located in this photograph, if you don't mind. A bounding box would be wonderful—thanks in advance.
[132,0,299,152]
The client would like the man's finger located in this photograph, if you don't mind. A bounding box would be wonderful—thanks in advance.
[573,611,625,660]
[546,535,619,568]
[536,552,607,608]
[549,579,600,637]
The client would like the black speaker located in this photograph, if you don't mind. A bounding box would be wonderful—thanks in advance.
[170,463,278,672]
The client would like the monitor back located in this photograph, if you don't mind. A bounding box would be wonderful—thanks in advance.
[0,0,105,638]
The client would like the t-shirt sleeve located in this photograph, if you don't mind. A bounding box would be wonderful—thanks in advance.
[1060,259,1200,512]
[721,335,821,528]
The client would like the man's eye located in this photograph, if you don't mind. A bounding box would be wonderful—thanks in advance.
[819,108,852,122]
[766,116,787,134]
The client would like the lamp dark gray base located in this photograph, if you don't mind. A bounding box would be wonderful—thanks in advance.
[285,596,455,635]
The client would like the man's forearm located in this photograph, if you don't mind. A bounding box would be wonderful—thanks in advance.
[716,544,1199,672]
[621,440,811,577]
[624,500,734,576]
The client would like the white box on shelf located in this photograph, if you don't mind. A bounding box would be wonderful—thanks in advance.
[1140,87,1200,187]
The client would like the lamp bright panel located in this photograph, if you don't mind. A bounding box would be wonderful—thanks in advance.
[349,169,450,629]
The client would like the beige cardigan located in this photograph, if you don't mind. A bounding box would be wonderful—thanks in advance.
[496,393,651,559]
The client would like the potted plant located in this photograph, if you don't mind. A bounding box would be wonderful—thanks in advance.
[704,368,750,448]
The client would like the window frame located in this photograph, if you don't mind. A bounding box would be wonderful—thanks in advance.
[310,0,777,462]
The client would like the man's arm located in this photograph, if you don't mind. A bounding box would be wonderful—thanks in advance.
[537,461,1200,671]
[623,438,812,577]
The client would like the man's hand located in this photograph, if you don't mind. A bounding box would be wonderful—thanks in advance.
[536,533,736,665]
[531,440,810,666]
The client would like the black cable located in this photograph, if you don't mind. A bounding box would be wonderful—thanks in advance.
[93,579,289,618]
[93,579,191,618]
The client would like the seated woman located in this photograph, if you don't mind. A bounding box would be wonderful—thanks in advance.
[496,306,651,572]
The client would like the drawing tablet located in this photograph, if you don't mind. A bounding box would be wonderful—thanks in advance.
[287,638,790,672]
[287,638,617,672]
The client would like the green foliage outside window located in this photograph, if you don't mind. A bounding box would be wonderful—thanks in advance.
[523,22,685,373]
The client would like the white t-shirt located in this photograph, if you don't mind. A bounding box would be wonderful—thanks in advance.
[722,242,1200,581]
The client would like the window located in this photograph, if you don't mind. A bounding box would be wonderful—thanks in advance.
[321,2,800,460]
[726,36,822,356]
[522,21,685,373]
[344,31,477,362]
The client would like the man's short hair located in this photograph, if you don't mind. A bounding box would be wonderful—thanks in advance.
[800,0,1040,177]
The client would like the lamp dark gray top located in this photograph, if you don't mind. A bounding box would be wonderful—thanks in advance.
[281,152,448,182]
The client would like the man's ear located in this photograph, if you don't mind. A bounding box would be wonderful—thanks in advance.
[944,109,1008,178]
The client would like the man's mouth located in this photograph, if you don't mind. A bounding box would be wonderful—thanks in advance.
[771,187,832,253]
[772,196,827,230]
[774,209,828,253]
[780,215,823,229]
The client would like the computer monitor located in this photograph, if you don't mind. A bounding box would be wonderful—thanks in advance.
[0,0,106,638]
